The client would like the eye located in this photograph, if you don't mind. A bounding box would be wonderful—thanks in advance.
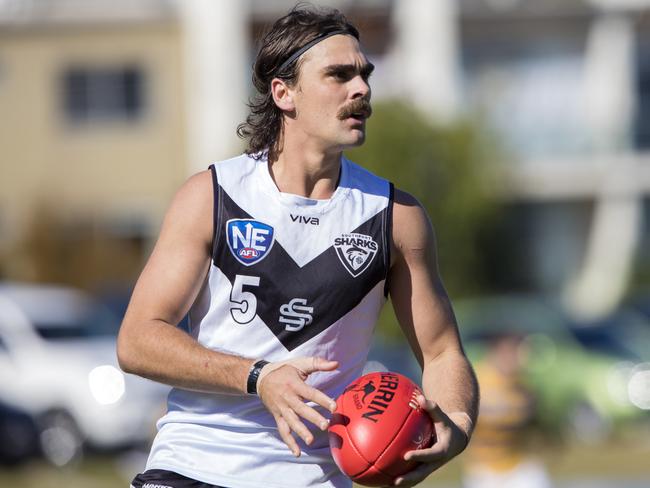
[331,71,350,81]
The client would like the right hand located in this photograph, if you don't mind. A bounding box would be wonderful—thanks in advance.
[257,356,339,457]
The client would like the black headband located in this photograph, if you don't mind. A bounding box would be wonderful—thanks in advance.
[276,29,351,75]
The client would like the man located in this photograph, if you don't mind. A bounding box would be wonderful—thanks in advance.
[118,6,478,488]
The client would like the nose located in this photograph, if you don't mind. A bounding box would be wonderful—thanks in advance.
[351,74,370,100]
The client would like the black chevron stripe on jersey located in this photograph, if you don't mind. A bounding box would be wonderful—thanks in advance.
[213,187,389,351]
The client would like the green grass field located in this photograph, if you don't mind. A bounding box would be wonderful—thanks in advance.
[1,438,650,488]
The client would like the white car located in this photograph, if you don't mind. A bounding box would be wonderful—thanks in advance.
[0,282,169,466]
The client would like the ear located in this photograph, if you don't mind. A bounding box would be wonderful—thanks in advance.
[271,78,295,112]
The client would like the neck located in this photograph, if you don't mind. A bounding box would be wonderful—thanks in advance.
[269,132,342,199]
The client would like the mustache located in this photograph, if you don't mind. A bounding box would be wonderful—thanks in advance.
[337,98,372,120]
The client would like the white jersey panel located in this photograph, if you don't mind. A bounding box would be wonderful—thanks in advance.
[146,154,393,487]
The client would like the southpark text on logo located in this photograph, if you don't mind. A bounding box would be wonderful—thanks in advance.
[334,233,378,277]
[226,219,275,266]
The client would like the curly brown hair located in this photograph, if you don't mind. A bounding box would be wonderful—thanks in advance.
[236,5,359,161]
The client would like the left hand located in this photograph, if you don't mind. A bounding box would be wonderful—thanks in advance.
[393,395,469,487]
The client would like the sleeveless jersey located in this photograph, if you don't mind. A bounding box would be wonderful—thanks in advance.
[145,153,393,488]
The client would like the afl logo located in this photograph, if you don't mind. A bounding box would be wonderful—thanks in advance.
[226,219,275,266]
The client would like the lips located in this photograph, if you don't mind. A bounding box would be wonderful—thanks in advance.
[349,111,369,120]
[348,113,366,122]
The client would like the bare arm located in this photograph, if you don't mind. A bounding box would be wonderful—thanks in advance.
[117,171,254,393]
[116,170,337,455]
[388,189,479,486]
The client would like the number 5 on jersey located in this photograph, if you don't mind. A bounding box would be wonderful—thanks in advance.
[230,274,260,324]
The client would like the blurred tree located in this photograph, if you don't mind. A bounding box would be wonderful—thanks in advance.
[628,199,650,294]
[345,101,502,339]
[4,205,146,295]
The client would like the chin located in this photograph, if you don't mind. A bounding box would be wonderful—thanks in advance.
[326,129,367,152]
[352,135,366,147]
[342,131,366,149]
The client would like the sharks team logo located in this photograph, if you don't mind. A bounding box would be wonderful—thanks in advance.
[226,219,275,266]
[333,233,378,277]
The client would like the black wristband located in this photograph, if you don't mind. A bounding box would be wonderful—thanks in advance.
[246,359,270,395]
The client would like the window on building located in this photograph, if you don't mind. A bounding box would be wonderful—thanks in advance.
[61,66,145,123]
[462,18,591,158]
[634,17,650,149]
[631,197,650,287]
[635,49,650,149]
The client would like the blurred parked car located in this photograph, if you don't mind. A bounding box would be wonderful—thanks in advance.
[454,295,650,442]
[0,282,169,466]
[624,289,650,322]
[0,399,39,465]
[570,307,650,363]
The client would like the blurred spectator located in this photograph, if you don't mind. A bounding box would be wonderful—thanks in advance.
[463,332,552,488]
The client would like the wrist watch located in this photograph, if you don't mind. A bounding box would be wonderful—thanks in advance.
[247,359,270,395]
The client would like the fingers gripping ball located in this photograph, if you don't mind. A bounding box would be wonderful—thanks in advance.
[328,372,434,487]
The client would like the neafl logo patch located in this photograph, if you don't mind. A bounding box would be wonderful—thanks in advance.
[226,219,275,266]
[333,233,378,277]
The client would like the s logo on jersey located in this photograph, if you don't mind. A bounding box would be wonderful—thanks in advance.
[226,219,275,266]
[333,233,378,277]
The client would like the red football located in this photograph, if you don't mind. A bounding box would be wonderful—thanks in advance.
[328,371,435,487]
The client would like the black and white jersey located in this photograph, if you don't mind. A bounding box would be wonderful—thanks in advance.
[146,153,393,488]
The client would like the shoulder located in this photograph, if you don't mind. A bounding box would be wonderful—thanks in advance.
[391,188,435,261]
[175,153,251,208]
[213,153,258,177]
[172,170,213,209]
[161,170,214,248]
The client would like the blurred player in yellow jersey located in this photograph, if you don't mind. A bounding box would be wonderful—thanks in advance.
[463,333,552,488]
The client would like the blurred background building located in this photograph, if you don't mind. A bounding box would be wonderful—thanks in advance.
[2,0,650,320]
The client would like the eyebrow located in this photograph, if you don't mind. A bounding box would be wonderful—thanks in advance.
[323,62,375,78]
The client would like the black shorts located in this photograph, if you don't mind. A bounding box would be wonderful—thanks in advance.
[131,469,228,488]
